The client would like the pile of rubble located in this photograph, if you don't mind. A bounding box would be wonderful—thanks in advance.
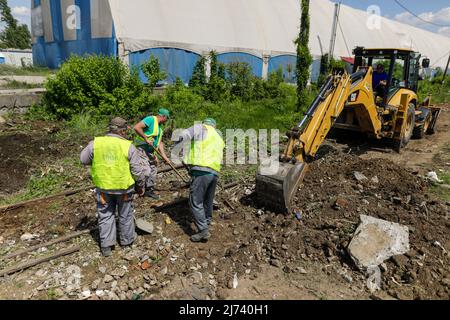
[0,148,448,300]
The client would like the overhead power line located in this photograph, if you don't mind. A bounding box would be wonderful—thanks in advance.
[338,20,351,57]
[394,0,450,28]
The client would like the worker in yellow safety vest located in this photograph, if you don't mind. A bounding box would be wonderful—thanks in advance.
[133,108,172,199]
[175,118,225,242]
[80,117,149,257]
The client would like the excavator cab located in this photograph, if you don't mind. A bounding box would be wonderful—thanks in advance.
[256,47,440,213]
[352,47,422,106]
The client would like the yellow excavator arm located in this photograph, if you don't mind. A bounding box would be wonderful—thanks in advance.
[256,71,362,213]
[284,72,352,163]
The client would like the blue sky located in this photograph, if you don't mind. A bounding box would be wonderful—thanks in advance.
[2,0,450,37]
[333,0,450,36]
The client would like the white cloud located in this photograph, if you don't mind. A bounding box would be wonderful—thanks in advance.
[9,6,31,29]
[11,6,31,17]
[438,27,450,37]
[394,7,450,29]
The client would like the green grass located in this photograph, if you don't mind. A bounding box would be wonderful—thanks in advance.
[440,172,450,185]
[0,80,43,89]
[54,112,108,142]
[430,171,450,202]
[221,164,258,185]
[431,185,450,202]
[0,149,90,207]
[165,83,310,132]
[0,65,54,76]
[0,170,66,206]
[46,289,58,300]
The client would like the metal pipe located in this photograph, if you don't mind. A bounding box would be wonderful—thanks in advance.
[297,76,334,129]
[329,3,340,64]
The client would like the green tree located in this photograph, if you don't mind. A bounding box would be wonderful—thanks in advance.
[286,63,294,82]
[0,0,31,49]
[189,56,207,87]
[141,54,167,90]
[226,61,254,101]
[43,55,152,120]
[295,0,313,112]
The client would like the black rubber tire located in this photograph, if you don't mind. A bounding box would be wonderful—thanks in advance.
[394,104,416,152]
[413,111,432,139]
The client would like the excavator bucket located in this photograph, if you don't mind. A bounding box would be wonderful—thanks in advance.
[255,162,308,213]
[428,106,441,134]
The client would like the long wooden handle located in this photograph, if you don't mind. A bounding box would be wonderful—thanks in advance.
[153,147,189,183]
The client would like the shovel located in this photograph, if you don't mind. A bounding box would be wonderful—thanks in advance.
[152,146,190,184]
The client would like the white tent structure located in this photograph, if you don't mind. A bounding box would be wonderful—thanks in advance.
[32,0,450,83]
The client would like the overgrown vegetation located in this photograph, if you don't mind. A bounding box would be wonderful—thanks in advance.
[43,55,155,120]
[295,0,312,112]
[35,54,313,132]
[0,80,42,90]
[0,64,53,76]
[141,54,167,90]
[0,169,67,205]
[417,76,450,105]
[317,54,347,86]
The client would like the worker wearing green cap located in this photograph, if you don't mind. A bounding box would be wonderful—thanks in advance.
[133,108,172,199]
[175,118,225,242]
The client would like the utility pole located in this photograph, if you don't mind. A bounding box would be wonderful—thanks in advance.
[442,52,450,84]
[317,35,324,56]
[329,2,340,64]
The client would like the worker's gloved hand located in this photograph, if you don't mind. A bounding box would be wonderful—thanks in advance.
[145,137,154,146]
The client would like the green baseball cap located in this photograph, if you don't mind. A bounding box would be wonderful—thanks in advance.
[158,108,170,119]
[203,118,217,127]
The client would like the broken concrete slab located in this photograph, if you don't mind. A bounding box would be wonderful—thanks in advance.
[348,215,410,270]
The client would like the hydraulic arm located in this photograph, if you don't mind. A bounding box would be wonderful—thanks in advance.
[256,72,353,212]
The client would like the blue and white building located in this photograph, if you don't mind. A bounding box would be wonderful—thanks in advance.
[31,0,450,84]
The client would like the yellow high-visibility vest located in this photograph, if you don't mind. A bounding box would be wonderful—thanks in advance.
[135,116,162,151]
[185,125,225,173]
[91,136,135,190]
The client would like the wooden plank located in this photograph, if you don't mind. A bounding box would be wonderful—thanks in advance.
[2,229,91,261]
[0,164,186,213]
[0,187,92,213]
[0,245,80,277]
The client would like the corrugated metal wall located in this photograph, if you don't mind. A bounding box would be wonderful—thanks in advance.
[32,0,116,68]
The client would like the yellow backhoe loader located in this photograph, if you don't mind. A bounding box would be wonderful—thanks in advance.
[256,47,441,212]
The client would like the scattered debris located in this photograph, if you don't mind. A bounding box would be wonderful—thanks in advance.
[426,171,443,183]
[0,245,80,277]
[20,233,39,242]
[354,171,368,183]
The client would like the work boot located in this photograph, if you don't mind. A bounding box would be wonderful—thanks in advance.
[144,189,160,200]
[190,229,211,243]
[121,233,138,249]
[101,246,112,257]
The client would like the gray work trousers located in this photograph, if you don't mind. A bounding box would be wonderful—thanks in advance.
[138,147,158,190]
[189,174,218,232]
[96,191,137,248]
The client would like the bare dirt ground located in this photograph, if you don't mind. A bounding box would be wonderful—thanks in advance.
[0,106,448,301]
